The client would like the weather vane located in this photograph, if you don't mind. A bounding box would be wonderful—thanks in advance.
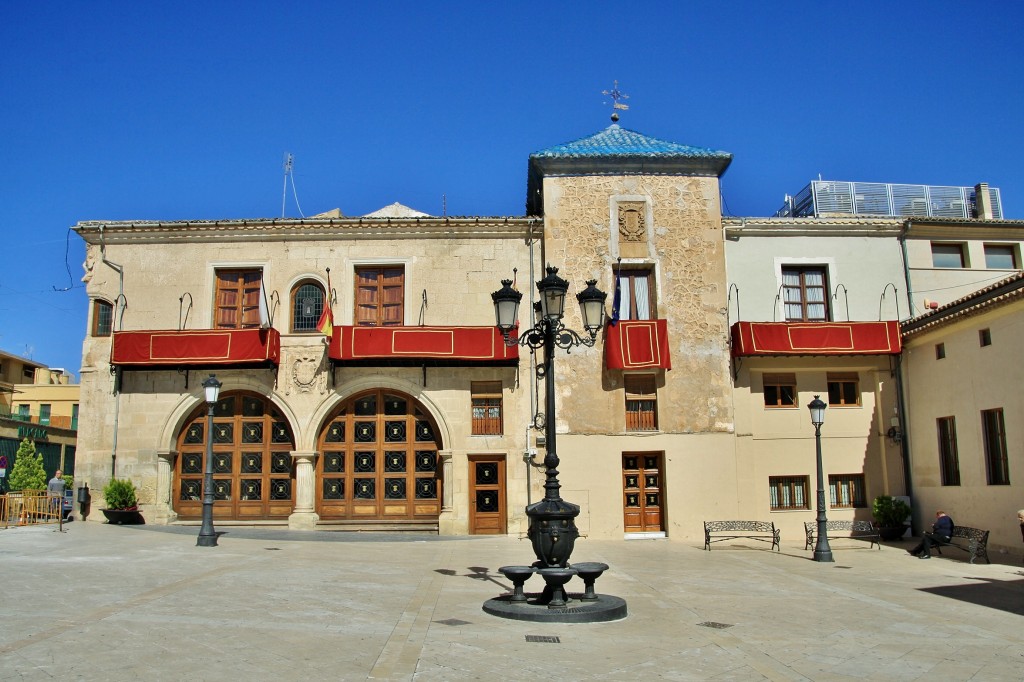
[602,80,630,122]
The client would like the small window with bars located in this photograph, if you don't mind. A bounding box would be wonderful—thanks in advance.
[826,372,860,406]
[763,373,797,408]
[769,476,809,510]
[471,381,502,435]
[624,374,657,431]
[828,474,866,508]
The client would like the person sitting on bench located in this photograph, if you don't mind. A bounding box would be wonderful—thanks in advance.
[909,510,954,559]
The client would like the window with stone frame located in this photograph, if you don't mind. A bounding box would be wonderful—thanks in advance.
[471,381,502,436]
[782,266,829,321]
[291,280,326,333]
[215,269,263,329]
[355,266,404,327]
[624,374,658,431]
[92,299,114,337]
[615,267,656,321]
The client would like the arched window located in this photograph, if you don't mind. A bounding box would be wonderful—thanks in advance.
[291,281,326,332]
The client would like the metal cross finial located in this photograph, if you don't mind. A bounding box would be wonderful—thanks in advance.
[602,80,630,122]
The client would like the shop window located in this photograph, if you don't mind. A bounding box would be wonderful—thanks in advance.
[763,373,797,408]
[615,268,656,320]
[983,244,1017,269]
[92,300,113,337]
[215,269,263,329]
[937,416,960,486]
[769,476,809,510]
[471,382,502,435]
[826,372,860,406]
[355,267,404,327]
[291,280,326,333]
[828,474,866,508]
[624,374,658,431]
[982,409,1009,485]
[931,243,966,268]
[782,266,829,321]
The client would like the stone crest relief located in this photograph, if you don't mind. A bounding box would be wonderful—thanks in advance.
[286,348,329,395]
[617,202,647,242]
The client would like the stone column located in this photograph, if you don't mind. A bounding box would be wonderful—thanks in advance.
[288,450,319,530]
[440,450,454,513]
[154,450,178,524]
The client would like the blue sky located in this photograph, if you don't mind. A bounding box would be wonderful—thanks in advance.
[2,1,1023,376]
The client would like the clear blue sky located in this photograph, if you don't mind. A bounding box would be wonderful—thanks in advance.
[3,1,1023,377]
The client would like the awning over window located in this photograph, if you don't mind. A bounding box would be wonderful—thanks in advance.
[730,321,901,357]
[111,329,281,367]
[605,319,672,370]
[328,326,519,364]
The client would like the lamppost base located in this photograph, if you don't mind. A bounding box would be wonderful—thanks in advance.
[813,550,834,563]
[196,534,218,547]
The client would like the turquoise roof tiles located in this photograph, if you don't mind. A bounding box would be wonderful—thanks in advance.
[531,124,731,161]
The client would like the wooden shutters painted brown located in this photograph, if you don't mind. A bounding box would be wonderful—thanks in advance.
[355,267,404,327]
[216,269,262,329]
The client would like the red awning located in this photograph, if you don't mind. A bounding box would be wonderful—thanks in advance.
[328,326,519,363]
[605,319,672,370]
[730,321,901,357]
[111,329,281,366]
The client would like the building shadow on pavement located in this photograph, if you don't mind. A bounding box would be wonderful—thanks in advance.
[919,575,1024,616]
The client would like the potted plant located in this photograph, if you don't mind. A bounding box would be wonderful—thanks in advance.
[872,495,910,541]
[100,478,144,524]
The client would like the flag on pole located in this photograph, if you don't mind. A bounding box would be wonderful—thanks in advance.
[610,259,622,326]
[258,280,271,329]
[317,268,334,338]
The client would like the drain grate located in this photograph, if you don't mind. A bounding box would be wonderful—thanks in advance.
[697,622,734,629]
[434,618,471,626]
[525,635,561,643]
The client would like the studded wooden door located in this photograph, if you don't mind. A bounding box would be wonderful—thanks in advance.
[469,455,506,535]
[316,390,441,520]
[622,452,664,533]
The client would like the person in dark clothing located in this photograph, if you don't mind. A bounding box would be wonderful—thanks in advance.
[908,510,954,559]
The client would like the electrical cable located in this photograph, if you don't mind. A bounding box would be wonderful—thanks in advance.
[290,171,305,219]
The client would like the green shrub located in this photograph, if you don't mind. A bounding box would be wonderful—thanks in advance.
[872,495,910,527]
[102,478,138,510]
[7,439,46,491]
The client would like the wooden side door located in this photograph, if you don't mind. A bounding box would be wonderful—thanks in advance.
[622,452,664,533]
[469,455,506,535]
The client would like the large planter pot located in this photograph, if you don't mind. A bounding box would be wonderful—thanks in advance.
[877,524,907,541]
[101,509,145,525]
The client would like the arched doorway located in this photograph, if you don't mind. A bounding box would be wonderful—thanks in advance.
[174,391,296,520]
[316,389,441,521]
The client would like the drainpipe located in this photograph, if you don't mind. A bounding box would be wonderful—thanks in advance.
[99,226,125,475]
[895,221,915,532]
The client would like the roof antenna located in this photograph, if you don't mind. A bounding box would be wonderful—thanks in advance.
[442,193,447,217]
[602,80,630,123]
[282,153,293,218]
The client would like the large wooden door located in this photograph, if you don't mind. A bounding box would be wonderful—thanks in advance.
[316,390,441,521]
[622,452,664,533]
[469,455,506,535]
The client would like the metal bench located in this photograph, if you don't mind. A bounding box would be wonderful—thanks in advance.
[704,520,780,551]
[804,520,880,550]
[934,526,990,564]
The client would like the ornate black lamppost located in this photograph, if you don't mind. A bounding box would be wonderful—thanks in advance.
[808,394,834,563]
[196,374,222,547]
[491,266,607,568]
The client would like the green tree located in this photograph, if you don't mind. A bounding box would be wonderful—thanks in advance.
[7,439,47,491]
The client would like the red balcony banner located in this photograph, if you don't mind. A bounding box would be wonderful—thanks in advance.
[111,329,281,366]
[604,319,672,370]
[730,321,901,356]
[329,326,519,363]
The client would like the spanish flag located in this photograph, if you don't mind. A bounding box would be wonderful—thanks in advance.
[318,268,334,338]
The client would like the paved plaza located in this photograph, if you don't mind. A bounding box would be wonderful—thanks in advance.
[1,522,1022,681]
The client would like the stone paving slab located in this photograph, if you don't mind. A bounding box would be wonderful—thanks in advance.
[1,523,1022,680]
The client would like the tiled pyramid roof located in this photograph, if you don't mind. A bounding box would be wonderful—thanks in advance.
[531,124,731,160]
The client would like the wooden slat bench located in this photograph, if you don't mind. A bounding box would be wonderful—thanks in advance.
[934,526,991,564]
[804,520,881,550]
[704,520,780,551]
